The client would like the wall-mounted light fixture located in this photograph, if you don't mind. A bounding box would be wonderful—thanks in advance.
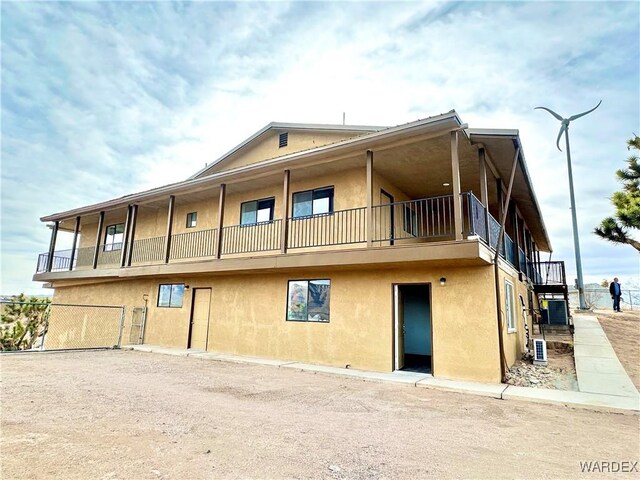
[440,277,447,286]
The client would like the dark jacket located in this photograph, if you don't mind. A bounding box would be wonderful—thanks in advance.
[609,282,621,296]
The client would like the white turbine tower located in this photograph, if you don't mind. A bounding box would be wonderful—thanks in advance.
[535,100,602,311]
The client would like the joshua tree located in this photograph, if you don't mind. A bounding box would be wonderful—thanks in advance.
[0,294,51,351]
[594,135,640,251]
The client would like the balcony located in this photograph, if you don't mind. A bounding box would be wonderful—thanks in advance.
[35,192,538,279]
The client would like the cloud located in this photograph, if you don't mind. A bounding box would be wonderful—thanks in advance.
[1,1,639,294]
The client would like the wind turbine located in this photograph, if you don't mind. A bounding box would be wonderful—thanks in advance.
[535,100,602,311]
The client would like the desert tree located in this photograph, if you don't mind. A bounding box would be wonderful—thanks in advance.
[1,293,51,351]
[594,135,640,251]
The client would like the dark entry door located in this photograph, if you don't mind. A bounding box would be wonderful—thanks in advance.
[397,284,432,372]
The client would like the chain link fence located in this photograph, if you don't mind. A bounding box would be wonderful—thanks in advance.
[1,301,126,352]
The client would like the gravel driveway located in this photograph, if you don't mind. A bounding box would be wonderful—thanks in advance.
[2,350,638,479]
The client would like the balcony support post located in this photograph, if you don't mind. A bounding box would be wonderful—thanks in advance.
[450,131,463,240]
[69,216,80,271]
[45,221,59,273]
[215,184,226,259]
[126,205,138,267]
[512,208,521,271]
[280,171,290,254]
[478,147,490,241]
[366,150,373,247]
[120,205,133,268]
[492,146,520,383]
[92,211,104,269]
[164,196,175,264]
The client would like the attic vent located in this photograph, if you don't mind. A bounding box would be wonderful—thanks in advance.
[279,132,288,148]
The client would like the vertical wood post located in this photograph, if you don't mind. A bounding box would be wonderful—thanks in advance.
[120,205,133,268]
[512,209,521,270]
[478,147,490,241]
[280,171,290,254]
[92,211,104,269]
[215,184,226,259]
[450,131,462,240]
[46,221,59,272]
[126,205,138,267]
[69,216,80,271]
[164,196,175,263]
[366,150,373,247]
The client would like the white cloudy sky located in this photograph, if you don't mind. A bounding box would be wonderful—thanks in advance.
[1,1,639,295]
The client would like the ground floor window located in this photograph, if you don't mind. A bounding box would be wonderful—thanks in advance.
[286,279,330,322]
[505,280,516,332]
[158,283,185,308]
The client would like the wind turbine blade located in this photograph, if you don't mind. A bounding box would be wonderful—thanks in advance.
[556,125,566,151]
[535,106,564,122]
[568,100,602,121]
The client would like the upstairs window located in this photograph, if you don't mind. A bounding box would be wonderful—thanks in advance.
[292,187,334,218]
[279,132,288,148]
[104,223,125,251]
[241,197,275,225]
[186,212,197,228]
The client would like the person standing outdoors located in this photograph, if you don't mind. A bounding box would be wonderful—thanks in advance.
[609,278,622,312]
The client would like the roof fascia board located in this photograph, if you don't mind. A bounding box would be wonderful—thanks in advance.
[42,113,462,222]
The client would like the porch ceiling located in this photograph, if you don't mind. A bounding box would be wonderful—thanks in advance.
[469,130,551,252]
[373,133,482,199]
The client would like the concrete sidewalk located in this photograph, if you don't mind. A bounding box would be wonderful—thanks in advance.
[125,344,639,413]
[573,312,639,398]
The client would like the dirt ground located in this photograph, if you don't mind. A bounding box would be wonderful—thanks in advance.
[596,309,640,391]
[2,351,639,480]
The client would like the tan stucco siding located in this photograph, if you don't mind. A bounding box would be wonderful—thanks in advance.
[209,130,364,174]
[497,263,534,367]
[49,263,502,383]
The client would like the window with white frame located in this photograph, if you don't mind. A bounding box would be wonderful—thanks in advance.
[505,280,516,332]
[286,279,330,322]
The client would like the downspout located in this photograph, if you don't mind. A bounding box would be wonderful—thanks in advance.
[493,144,520,382]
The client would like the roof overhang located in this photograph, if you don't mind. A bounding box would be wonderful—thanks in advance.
[467,128,552,252]
[41,112,463,223]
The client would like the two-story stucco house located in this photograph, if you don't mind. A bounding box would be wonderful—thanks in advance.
[33,111,563,383]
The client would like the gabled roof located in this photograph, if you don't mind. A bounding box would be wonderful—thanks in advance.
[189,122,387,179]
[40,112,465,223]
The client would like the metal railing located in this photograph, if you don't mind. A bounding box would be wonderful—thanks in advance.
[373,195,454,243]
[34,192,546,276]
[288,208,366,248]
[96,244,121,267]
[131,236,165,264]
[222,221,281,254]
[537,261,566,285]
[170,228,217,260]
